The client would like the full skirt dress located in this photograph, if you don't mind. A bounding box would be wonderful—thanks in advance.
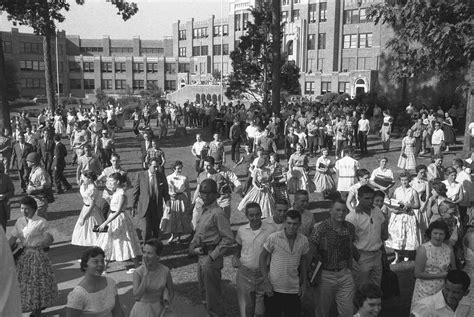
[71,205,104,247]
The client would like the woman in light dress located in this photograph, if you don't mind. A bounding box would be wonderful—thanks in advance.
[268,152,289,202]
[313,147,336,198]
[287,143,311,194]
[130,239,175,317]
[380,110,392,152]
[442,167,464,205]
[386,172,421,263]
[66,247,125,317]
[96,173,141,273]
[397,129,416,171]
[238,157,275,218]
[71,171,104,247]
[8,196,57,317]
[411,220,455,309]
[411,164,431,243]
[53,110,65,136]
[163,161,192,244]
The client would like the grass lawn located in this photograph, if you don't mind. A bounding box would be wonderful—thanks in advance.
[5,115,466,316]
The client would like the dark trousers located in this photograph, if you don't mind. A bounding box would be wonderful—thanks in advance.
[133,120,140,135]
[307,135,318,154]
[138,199,162,242]
[231,139,241,162]
[324,135,333,153]
[198,255,225,317]
[358,131,368,153]
[353,127,359,147]
[265,292,301,317]
[53,164,71,192]
[18,166,29,191]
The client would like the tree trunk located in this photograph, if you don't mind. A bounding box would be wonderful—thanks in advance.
[462,61,474,153]
[271,0,281,115]
[43,32,55,113]
[0,33,10,131]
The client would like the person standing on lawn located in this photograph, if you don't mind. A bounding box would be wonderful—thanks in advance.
[189,178,234,317]
[233,202,275,317]
[260,209,310,317]
[346,185,387,289]
[310,198,358,317]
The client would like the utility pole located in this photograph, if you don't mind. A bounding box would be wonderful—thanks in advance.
[271,0,281,115]
[0,32,11,130]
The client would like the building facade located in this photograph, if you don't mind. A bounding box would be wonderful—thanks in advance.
[1,28,183,98]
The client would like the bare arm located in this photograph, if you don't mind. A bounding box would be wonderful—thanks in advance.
[132,270,147,301]
[111,294,125,317]
[414,246,448,280]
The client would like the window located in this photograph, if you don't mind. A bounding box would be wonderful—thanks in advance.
[319,2,327,22]
[357,57,370,69]
[201,45,208,55]
[178,63,190,72]
[101,62,112,73]
[223,44,229,55]
[359,33,373,48]
[165,63,175,73]
[115,79,126,90]
[213,44,221,56]
[165,80,176,91]
[83,79,95,90]
[213,62,221,73]
[342,57,356,71]
[344,9,360,24]
[147,80,158,89]
[111,47,133,53]
[147,63,158,73]
[338,82,350,94]
[343,34,357,48]
[141,48,163,55]
[83,62,94,72]
[178,30,186,40]
[282,0,289,5]
[235,40,240,50]
[317,58,325,71]
[115,62,126,73]
[178,47,186,57]
[101,79,112,90]
[307,34,316,50]
[305,82,315,95]
[243,13,249,30]
[70,79,81,89]
[282,11,289,23]
[133,62,144,73]
[318,33,326,50]
[19,42,42,54]
[80,47,103,53]
[292,10,300,20]
[192,46,201,56]
[21,78,46,89]
[69,61,81,72]
[193,27,208,39]
[359,8,367,22]
[307,58,315,73]
[309,4,317,22]
[321,81,331,94]
[235,14,241,31]
[19,60,44,71]
[2,41,12,53]
[133,80,144,90]
[214,25,222,37]
[223,24,229,36]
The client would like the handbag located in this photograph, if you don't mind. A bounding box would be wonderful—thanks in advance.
[92,225,109,233]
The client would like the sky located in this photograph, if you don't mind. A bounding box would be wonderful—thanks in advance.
[0,0,230,40]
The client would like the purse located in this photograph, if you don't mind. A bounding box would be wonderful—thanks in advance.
[92,225,109,233]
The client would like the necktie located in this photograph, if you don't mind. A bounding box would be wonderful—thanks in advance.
[150,174,156,198]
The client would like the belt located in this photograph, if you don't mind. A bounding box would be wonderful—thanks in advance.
[323,266,348,272]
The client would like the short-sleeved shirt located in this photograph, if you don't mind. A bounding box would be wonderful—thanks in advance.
[12,214,48,247]
[236,222,275,270]
[346,207,385,251]
[264,230,309,294]
[358,119,370,132]
[28,165,51,199]
[431,129,445,145]
[411,290,472,317]
[67,277,117,315]
[310,219,355,270]
[335,156,360,192]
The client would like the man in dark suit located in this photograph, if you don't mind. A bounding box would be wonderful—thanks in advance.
[132,157,170,242]
[37,131,55,178]
[10,133,34,192]
[52,134,71,194]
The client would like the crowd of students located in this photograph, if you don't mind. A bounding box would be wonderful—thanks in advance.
[0,98,473,317]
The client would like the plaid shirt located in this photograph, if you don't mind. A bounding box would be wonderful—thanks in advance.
[310,219,355,271]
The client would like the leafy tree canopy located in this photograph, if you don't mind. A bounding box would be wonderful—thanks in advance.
[368,0,473,80]
[226,1,300,103]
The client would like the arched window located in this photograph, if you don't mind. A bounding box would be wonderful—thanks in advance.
[287,40,294,55]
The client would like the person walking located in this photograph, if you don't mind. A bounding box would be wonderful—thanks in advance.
[52,134,71,194]
[11,133,34,193]
[26,152,52,219]
[189,179,234,317]
[398,129,417,171]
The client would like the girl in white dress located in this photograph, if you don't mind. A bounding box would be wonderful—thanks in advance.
[71,171,104,247]
[313,148,336,197]
[96,173,141,273]
[53,110,65,136]
[386,171,421,263]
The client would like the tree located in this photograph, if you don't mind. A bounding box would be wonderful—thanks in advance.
[367,0,473,150]
[271,0,282,114]
[140,82,163,105]
[0,0,138,113]
[280,61,300,95]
